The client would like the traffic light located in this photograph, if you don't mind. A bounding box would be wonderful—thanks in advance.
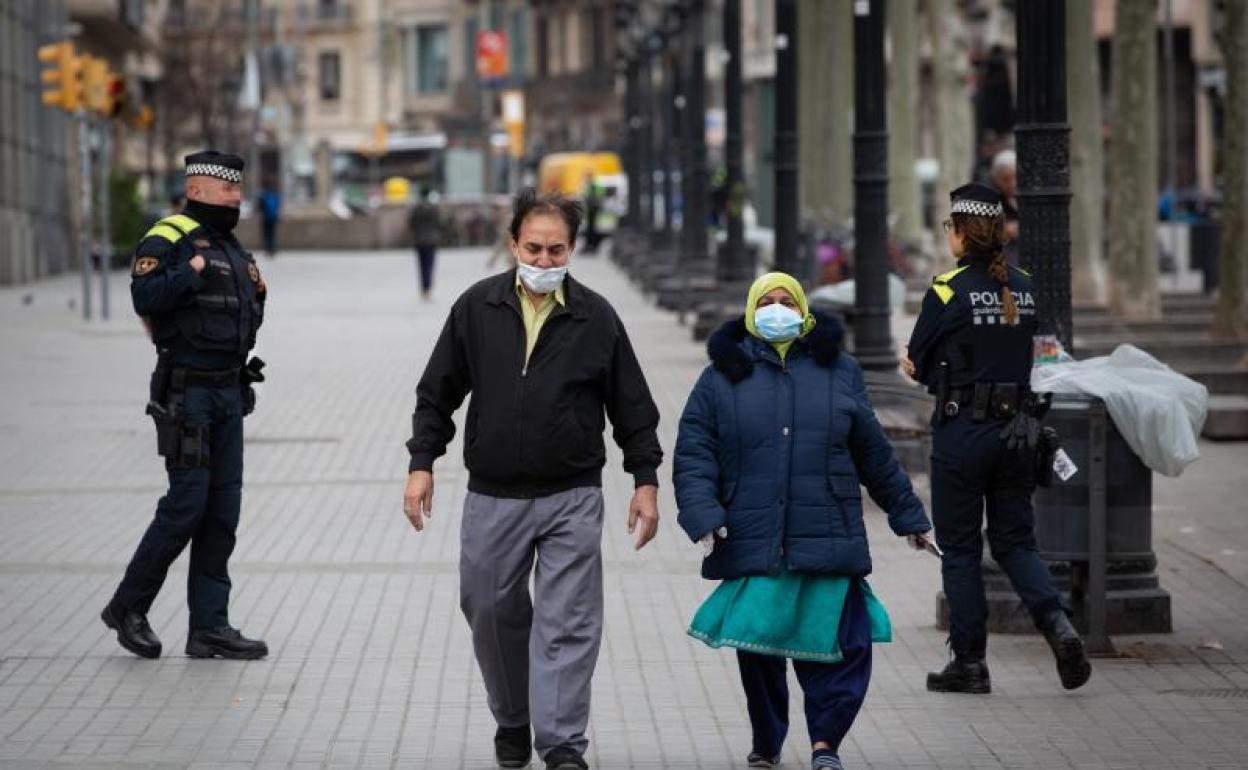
[82,56,110,114]
[106,75,126,118]
[37,41,83,112]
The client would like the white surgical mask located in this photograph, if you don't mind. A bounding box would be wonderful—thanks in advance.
[518,262,568,295]
[753,304,804,342]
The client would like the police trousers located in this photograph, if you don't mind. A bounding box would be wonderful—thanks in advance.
[931,410,1066,657]
[114,384,244,630]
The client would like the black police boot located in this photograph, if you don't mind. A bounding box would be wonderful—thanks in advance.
[926,655,991,694]
[186,626,269,660]
[494,724,532,768]
[544,746,588,770]
[101,600,162,659]
[1040,609,1092,690]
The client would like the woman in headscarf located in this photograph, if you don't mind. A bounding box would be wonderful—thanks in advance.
[675,273,933,770]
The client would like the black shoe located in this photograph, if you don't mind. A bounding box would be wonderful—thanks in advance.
[747,750,782,768]
[544,746,588,770]
[926,655,991,693]
[494,724,531,768]
[101,601,161,659]
[186,626,268,660]
[1040,610,1092,690]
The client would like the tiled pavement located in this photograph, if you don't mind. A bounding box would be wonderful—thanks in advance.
[1,247,1247,769]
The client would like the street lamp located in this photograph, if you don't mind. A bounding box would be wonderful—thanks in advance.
[773,0,799,276]
[851,0,894,371]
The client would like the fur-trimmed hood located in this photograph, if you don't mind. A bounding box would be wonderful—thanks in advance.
[707,310,845,383]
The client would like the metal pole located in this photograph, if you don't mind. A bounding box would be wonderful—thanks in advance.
[98,119,111,320]
[626,60,643,231]
[1015,0,1073,351]
[1086,398,1115,655]
[721,0,748,284]
[246,0,261,198]
[638,48,654,237]
[773,0,799,274]
[78,113,92,321]
[851,0,894,369]
[662,49,679,244]
[686,1,709,266]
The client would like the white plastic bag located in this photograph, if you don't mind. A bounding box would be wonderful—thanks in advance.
[1031,344,1208,477]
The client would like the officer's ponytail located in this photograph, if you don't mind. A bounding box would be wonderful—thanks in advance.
[952,213,1018,325]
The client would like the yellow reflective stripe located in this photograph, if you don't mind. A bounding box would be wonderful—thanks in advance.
[932,283,955,304]
[1011,264,1032,278]
[935,265,971,283]
[164,214,200,233]
[143,224,183,242]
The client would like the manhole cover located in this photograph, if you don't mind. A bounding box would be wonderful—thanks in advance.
[1161,689,1248,699]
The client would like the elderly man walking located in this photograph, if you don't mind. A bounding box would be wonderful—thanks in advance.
[403,189,663,770]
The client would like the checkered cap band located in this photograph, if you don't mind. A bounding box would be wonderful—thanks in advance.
[186,163,243,183]
[951,199,1003,217]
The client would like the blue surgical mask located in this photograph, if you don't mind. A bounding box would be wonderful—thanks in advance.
[518,262,568,294]
[753,304,804,342]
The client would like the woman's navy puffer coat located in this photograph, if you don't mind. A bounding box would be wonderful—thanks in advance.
[674,312,930,580]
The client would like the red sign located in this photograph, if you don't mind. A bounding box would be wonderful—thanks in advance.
[476,30,509,81]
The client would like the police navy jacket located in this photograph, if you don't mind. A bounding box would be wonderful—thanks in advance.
[674,313,930,580]
[906,253,1038,392]
[130,213,265,362]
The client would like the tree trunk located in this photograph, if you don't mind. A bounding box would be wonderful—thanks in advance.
[799,0,853,228]
[1215,0,1248,340]
[1067,0,1107,305]
[1107,0,1160,320]
[888,0,921,246]
[926,0,974,262]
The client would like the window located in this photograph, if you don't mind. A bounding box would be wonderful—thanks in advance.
[535,15,549,78]
[318,50,340,100]
[465,17,480,82]
[402,24,449,95]
[509,7,527,80]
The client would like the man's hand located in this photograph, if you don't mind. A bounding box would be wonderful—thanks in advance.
[189,254,206,273]
[900,355,917,380]
[627,484,660,550]
[403,470,434,532]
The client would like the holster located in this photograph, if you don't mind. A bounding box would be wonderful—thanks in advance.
[145,351,210,468]
[239,356,266,417]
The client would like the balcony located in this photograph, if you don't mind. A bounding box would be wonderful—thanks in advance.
[295,1,355,31]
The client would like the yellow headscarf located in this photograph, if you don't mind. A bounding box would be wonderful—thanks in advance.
[744,272,817,360]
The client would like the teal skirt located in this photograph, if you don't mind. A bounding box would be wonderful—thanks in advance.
[688,572,892,663]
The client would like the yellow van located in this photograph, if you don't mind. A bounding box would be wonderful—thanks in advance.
[537,152,628,236]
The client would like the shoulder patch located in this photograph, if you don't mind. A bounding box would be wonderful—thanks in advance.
[930,265,969,304]
[247,263,260,283]
[133,255,161,276]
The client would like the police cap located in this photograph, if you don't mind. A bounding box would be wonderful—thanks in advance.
[950,182,1004,218]
[184,150,244,184]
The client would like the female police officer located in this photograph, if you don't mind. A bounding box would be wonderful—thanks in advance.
[902,183,1091,693]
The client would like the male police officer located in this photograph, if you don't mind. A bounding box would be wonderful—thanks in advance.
[101,151,269,660]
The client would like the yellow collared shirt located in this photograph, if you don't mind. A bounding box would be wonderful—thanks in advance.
[516,273,566,365]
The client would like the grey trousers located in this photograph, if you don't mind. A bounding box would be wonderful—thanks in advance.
[459,486,605,758]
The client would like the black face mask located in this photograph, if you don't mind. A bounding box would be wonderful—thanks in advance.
[185,199,240,233]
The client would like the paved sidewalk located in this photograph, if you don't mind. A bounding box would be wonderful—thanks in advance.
[1,247,1246,769]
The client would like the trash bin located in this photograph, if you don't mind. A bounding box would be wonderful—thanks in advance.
[1032,393,1172,635]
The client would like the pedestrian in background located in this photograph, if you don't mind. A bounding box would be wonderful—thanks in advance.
[409,187,442,300]
[403,188,663,770]
[257,179,281,259]
[903,183,1091,694]
[102,151,269,661]
[676,272,933,770]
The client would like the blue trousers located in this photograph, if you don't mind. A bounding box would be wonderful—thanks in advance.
[931,411,1066,656]
[736,581,872,756]
[114,384,244,630]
